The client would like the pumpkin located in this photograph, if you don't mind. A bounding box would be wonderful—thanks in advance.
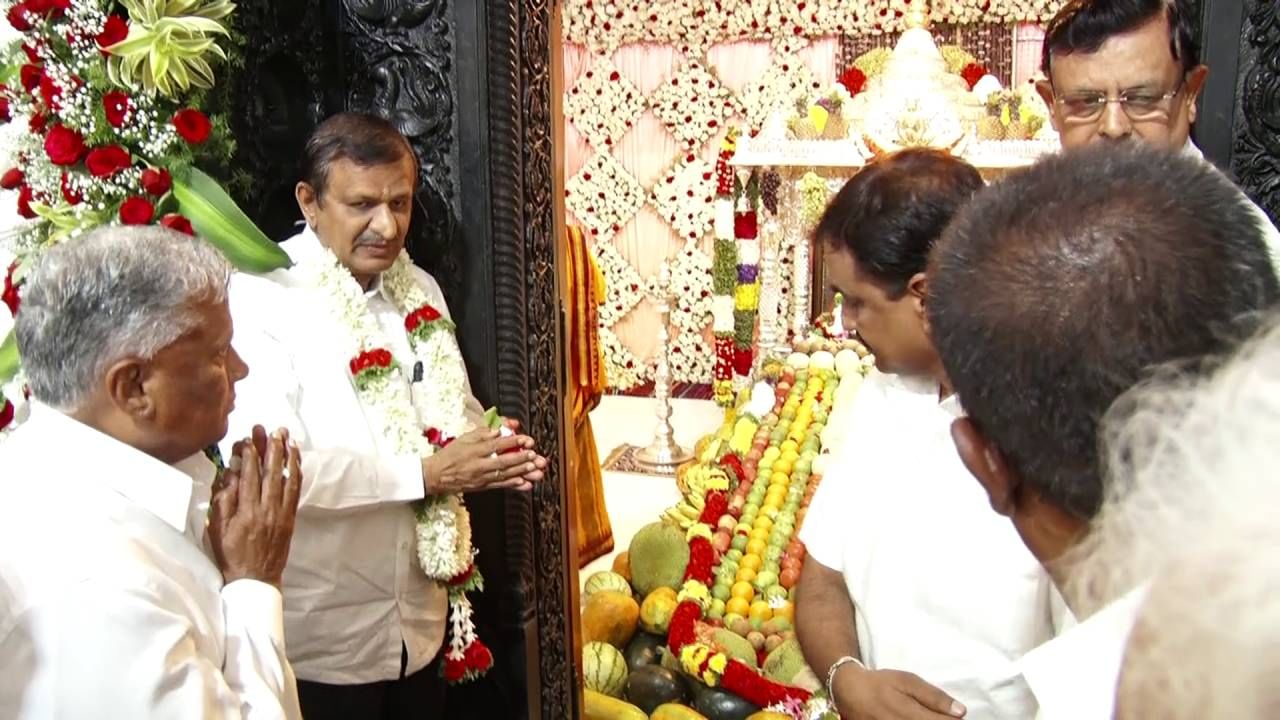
[639,587,680,634]
[584,641,629,697]
[624,665,688,714]
[584,570,633,599]
[583,590,640,648]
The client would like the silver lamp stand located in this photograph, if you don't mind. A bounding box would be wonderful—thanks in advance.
[635,265,693,470]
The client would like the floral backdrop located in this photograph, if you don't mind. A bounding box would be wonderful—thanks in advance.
[564,0,1068,393]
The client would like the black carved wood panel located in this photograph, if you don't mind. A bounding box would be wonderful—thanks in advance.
[1231,0,1280,223]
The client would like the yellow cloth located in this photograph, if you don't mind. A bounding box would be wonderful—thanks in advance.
[566,225,613,567]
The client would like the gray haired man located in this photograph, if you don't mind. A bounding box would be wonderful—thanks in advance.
[0,226,304,719]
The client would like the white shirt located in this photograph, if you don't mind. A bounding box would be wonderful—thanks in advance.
[223,229,485,685]
[799,371,1056,720]
[1183,140,1280,272]
[0,404,300,719]
[1020,586,1147,720]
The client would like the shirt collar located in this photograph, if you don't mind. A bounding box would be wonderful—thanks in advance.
[25,403,197,534]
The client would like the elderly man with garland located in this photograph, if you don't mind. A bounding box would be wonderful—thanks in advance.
[1035,0,1280,261]
[223,113,548,720]
[0,226,303,718]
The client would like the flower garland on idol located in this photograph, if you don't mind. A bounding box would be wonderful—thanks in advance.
[711,129,740,406]
[297,246,494,685]
[733,172,762,394]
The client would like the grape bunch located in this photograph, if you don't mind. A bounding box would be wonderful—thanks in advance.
[761,169,782,216]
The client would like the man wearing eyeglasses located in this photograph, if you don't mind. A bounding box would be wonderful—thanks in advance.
[1034,0,1279,264]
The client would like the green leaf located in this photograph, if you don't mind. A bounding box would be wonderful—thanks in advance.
[0,330,18,386]
[172,168,291,273]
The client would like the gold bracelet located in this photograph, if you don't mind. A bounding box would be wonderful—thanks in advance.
[826,655,866,701]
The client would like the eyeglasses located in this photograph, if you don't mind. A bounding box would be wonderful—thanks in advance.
[1053,84,1183,124]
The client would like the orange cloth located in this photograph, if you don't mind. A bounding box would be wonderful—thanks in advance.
[566,225,613,567]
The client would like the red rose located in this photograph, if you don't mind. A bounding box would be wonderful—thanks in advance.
[44,124,84,165]
[51,0,69,12]
[119,196,154,225]
[172,108,211,144]
[733,210,758,240]
[0,399,13,431]
[443,657,467,683]
[102,91,130,127]
[20,64,41,94]
[38,73,62,111]
[7,3,31,32]
[21,43,39,63]
[2,261,19,317]
[463,642,492,672]
[96,14,128,54]
[60,172,81,205]
[16,185,35,218]
[28,112,45,134]
[0,94,9,123]
[960,62,988,91]
[159,213,194,235]
[85,145,131,178]
[25,0,50,13]
[838,66,867,96]
[0,169,23,189]
[141,167,171,195]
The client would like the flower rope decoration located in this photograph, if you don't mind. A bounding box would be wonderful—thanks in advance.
[711,129,739,405]
[732,172,761,390]
[650,152,716,244]
[566,151,646,241]
[294,245,493,685]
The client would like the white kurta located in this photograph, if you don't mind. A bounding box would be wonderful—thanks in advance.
[1020,586,1147,720]
[799,371,1057,720]
[223,229,485,685]
[0,404,300,719]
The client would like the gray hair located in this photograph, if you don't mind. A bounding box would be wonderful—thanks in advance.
[1063,313,1280,717]
[15,225,230,410]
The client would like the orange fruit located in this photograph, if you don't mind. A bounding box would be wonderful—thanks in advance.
[749,600,774,623]
[725,597,750,617]
[752,516,773,531]
[749,528,770,543]
[780,440,798,453]
[735,566,757,583]
[770,471,790,485]
[746,538,767,557]
[739,554,762,572]
[731,581,755,601]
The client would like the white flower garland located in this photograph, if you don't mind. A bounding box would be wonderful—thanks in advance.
[562,0,1066,49]
[566,152,646,242]
[650,154,716,244]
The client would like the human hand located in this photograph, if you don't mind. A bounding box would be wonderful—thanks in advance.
[208,427,303,589]
[423,427,547,494]
[832,666,966,720]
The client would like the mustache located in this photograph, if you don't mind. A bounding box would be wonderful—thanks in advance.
[354,232,393,247]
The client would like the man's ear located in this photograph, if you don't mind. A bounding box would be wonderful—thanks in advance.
[296,181,319,227]
[907,271,928,319]
[951,416,1020,517]
[1183,65,1209,123]
[1034,79,1063,134]
[102,357,153,421]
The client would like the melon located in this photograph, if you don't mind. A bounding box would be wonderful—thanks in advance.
[584,570,632,599]
[611,552,632,583]
[584,641,629,697]
[583,590,640,648]
[639,587,679,634]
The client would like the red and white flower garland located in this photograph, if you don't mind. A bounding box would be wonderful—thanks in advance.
[298,244,492,684]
